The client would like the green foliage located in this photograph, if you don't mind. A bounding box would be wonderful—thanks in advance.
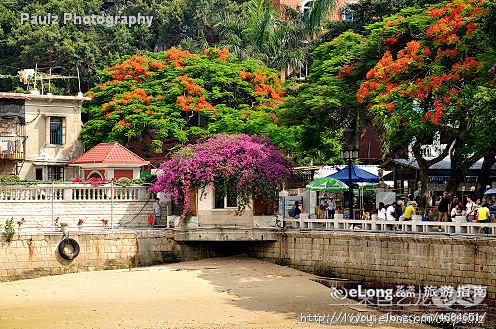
[320,0,445,42]
[2,218,15,242]
[279,32,364,164]
[214,0,336,73]
[0,174,20,183]
[0,0,249,93]
[80,48,296,154]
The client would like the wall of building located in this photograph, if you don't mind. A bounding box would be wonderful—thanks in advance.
[247,231,496,314]
[0,230,249,281]
[276,0,356,21]
[196,186,254,226]
[19,95,87,180]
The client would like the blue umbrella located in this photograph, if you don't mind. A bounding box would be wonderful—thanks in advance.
[328,163,379,183]
[484,188,496,195]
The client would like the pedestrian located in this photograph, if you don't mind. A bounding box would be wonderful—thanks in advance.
[395,200,404,221]
[474,198,482,221]
[451,196,461,210]
[437,191,451,222]
[450,204,460,220]
[327,196,336,219]
[404,202,416,221]
[406,194,415,207]
[477,203,490,234]
[489,194,496,221]
[319,198,327,218]
[294,201,303,219]
[152,197,161,227]
[386,202,397,230]
[465,195,475,222]
[377,202,386,220]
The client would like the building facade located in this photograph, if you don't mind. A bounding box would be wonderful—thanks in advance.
[0,92,89,180]
[275,0,357,21]
[68,142,150,180]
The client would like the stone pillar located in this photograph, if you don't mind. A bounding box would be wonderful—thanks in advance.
[63,186,72,201]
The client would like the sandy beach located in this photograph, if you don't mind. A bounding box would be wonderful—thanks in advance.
[0,255,431,329]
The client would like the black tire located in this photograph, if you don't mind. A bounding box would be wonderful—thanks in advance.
[58,238,80,260]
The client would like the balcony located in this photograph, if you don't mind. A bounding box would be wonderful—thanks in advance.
[0,120,25,161]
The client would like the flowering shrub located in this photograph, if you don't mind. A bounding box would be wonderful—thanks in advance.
[72,177,108,186]
[16,218,25,228]
[81,47,294,154]
[150,134,291,219]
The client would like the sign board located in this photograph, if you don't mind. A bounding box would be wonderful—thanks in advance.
[282,196,303,218]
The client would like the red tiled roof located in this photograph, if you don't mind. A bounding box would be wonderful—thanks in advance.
[69,143,150,165]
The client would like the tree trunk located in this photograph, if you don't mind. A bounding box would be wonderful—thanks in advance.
[445,142,481,196]
[474,152,496,200]
[418,165,430,209]
[413,137,455,210]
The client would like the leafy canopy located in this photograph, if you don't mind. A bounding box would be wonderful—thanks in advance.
[81,47,295,153]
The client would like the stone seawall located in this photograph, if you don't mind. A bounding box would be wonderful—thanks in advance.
[247,231,496,314]
[0,230,248,281]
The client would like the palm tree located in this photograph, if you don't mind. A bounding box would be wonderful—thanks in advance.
[202,0,336,77]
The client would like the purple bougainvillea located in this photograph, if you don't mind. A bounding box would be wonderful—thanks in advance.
[149,134,292,219]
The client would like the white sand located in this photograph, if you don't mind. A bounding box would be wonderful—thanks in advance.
[0,256,432,329]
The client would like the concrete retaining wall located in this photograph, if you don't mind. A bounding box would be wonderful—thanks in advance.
[0,230,248,281]
[247,231,496,314]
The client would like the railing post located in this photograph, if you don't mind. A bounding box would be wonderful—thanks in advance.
[51,182,54,231]
[110,181,114,229]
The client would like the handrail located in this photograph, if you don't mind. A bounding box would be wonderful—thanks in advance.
[283,215,496,235]
[0,184,149,201]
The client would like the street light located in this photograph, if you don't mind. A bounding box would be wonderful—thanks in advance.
[340,148,359,219]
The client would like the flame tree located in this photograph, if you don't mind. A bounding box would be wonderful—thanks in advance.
[80,47,295,154]
[350,0,496,205]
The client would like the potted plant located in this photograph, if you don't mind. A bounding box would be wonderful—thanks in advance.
[77,219,84,229]
[101,218,109,228]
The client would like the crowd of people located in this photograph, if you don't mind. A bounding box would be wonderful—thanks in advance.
[376,193,495,233]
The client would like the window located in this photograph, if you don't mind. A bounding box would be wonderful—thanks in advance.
[72,166,81,178]
[50,117,62,145]
[87,171,103,179]
[214,186,237,209]
[342,12,353,20]
[341,1,358,21]
[299,0,313,16]
[47,166,64,181]
[35,168,43,180]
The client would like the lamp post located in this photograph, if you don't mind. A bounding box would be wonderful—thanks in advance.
[340,148,359,219]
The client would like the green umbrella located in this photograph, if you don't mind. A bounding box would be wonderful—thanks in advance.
[306,177,349,192]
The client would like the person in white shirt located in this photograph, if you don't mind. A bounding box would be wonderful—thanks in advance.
[377,202,387,220]
[386,203,396,221]
[450,204,460,220]
[327,197,336,219]
[386,203,397,230]
[465,195,475,222]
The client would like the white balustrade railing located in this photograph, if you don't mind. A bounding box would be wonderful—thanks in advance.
[0,184,149,202]
[283,214,496,236]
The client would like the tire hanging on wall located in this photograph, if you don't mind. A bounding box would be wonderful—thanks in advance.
[58,238,80,260]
